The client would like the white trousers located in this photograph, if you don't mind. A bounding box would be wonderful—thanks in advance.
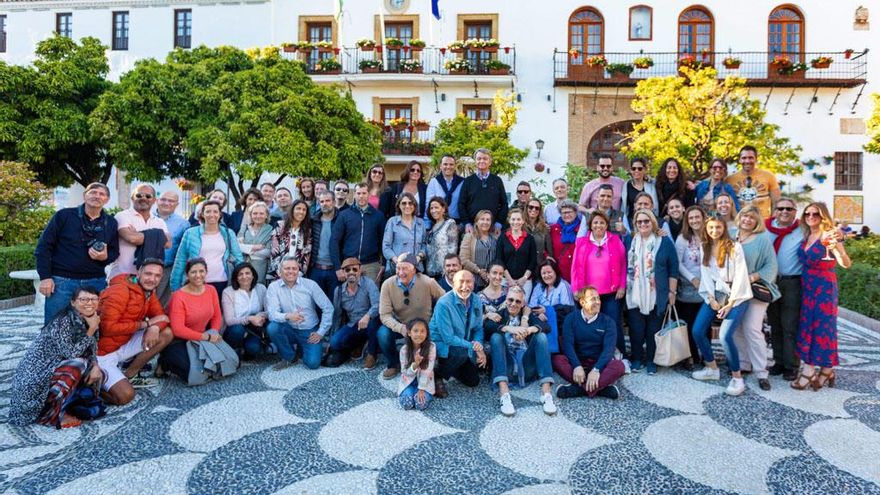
[734,300,770,379]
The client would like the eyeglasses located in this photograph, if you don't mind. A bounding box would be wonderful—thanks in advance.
[403,289,410,306]
[517,189,530,195]
[134,193,154,199]
[76,296,99,304]
[776,206,795,212]
[506,297,523,305]
[804,212,821,218]
[527,205,541,211]
[636,219,651,225]
[343,267,359,273]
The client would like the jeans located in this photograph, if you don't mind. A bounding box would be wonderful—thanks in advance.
[329,317,381,356]
[309,267,339,300]
[399,381,433,410]
[266,322,323,369]
[377,325,403,369]
[676,301,704,362]
[626,307,663,364]
[45,276,108,324]
[551,354,626,397]
[435,346,481,387]
[224,323,266,358]
[489,332,554,386]
[691,302,749,372]
[768,276,802,371]
[600,293,625,355]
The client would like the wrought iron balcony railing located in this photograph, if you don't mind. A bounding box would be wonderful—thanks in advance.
[380,126,436,156]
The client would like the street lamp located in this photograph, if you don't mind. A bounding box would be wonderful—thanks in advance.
[535,139,545,158]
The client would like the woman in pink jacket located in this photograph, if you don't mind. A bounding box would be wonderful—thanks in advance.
[570,211,627,354]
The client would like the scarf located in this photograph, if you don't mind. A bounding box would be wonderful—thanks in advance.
[556,217,579,244]
[37,358,105,428]
[626,234,661,315]
[765,218,799,253]
[436,174,463,206]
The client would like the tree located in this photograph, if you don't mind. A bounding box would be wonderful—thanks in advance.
[93,45,382,203]
[866,93,880,154]
[430,90,529,177]
[621,66,802,179]
[0,161,55,246]
[0,35,112,187]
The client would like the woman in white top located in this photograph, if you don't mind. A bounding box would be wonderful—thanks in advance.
[221,262,268,359]
[237,202,273,284]
[690,216,753,396]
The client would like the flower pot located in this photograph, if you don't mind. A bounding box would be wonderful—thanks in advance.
[414,123,429,131]
[361,66,380,73]
[360,45,375,52]
[634,62,652,69]
[468,46,482,53]
[723,61,741,69]
[449,68,468,75]
[450,48,464,54]
[489,68,510,75]
[503,47,511,54]
[282,46,296,53]
[845,50,854,59]
[411,46,423,52]
[483,46,498,53]
[608,72,630,82]
[317,47,333,53]
[319,69,341,75]
[440,47,447,55]
[392,123,408,131]
[534,162,546,173]
[386,44,403,50]
[812,61,831,69]
[402,67,423,74]
[775,69,806,80]
[376,46,383,53]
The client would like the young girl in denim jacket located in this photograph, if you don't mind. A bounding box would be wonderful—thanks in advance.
[398,318,436,410]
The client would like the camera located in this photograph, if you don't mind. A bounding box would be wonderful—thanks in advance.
[89,240,106,252]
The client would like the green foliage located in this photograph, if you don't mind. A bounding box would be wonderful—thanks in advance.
[845,236,880,269]
[866,93,880,154]
[430,114,528,178]
[93,45,382,202]
[622,66,802,179]
[605,63,634,75]
[0,162,54,247]
[0,244,37,300]
[0,35,113,187]
[839,262,880,320]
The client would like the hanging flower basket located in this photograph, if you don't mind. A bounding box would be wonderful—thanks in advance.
[448,41,466,53]
[534,162,546,173]
[811,56,833,69]
[723,57,742,69]
[281,42,296,53]
[482,39,500,53]
[357,39,377,51]
[410,39,426,52]
[412,120,430,131]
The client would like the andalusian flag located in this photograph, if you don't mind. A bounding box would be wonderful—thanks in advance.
[432,0,441,20]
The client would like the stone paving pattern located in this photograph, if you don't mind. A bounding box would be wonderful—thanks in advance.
[1,306,879,495]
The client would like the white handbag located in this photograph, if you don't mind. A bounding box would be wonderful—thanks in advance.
[653,305,691,367]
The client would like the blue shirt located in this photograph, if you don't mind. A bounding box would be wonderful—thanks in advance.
[766,220,804,276]
[154,210,189,266]
[266,277,334,336]
[334,276,380,322]
[429,290,484,358]
[562,311,617,372]
[35,205,120,280]
[425,175,463,221]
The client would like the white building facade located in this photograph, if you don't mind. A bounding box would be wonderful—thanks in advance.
[0,0,876,228]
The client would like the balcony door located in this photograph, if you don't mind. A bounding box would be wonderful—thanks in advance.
[768,6,804,64]
[568,8,603,79]
[306,22,333,70]
[678,7,714,64]
[465,22,492,74]
[385,22,413,71]
[382,104,413,142]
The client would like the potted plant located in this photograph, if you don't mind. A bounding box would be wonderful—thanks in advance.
[444,58,472,75]
[175,178,195,191]
[399,59,423,73]
[359,59,382,73]
[314,57,342,74]
[568,48,581,59]
[777,61,808,78]
[802,184,814,192]
[811,56,833,69]
[409,39,426,52]
[486,59,511,75]
[813,172,828,183]
[534,162,546,173]
[411,119,430,131]
[770,54,793,71]
[389,117,409,131]
[385,37,404,49]
[482,39,500,53]
[357,39,377,51]
[844,49,854,59]
[315,40,334,53]
[366,119,385,128]
[448,40,466,53]
[465,38,484,52]
[803,158,819,170]
[723,56,742,69]
[678,54,701,69]
[281,42,297,53]
[605,63,634,81]
[296,41,315,53]
[585,54,607,67]
[633,56,653,69]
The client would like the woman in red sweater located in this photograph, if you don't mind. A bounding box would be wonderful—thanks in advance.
[158,257,223,380]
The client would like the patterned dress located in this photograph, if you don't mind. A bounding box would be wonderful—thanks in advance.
[796,240,839,367]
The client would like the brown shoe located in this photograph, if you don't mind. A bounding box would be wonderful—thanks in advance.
[363,354,377,370]
[382,367,399,380]
[434,379,448,399]
[351,343,366,360]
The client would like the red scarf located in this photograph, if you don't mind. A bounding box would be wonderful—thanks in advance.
[765,218,799,253]
[506,230,527,250]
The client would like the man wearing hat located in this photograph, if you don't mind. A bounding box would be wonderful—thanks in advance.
[324,258,381,369]
[377,252,446,379]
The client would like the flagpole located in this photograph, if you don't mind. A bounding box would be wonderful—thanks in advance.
[334,0,343,60]
[378,0,387,71]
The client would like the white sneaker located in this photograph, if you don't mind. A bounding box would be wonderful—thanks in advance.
[691,367,721,381]
[622,359,632,375]
[725,378,746,396]
[541,393,557,416]
[499,393,516,417]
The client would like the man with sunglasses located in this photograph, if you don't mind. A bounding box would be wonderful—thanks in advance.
[377,253,446,380]
[333,181,351,212]
[108,184,171,281]
[324,258,381,369]
[509,181,533,211]
[764,197,803,381]
[578,154,625,211]
[620,158,659,226]
[36,182,120,324]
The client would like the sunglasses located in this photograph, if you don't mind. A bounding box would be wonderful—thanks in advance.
[804,212,821,218]
[517,190,530,194]
[403,289,410,306]
[598,164,613,169]
[527,205,541,211]
[343,267,359,273]
[134,193,154,199]
[410,168,421,173]
[335,188,349,193]
[631,166,644,171]
[371,170,384,175]
[506,297,523,305]
[776,207,795,212]
[636,219,651,225]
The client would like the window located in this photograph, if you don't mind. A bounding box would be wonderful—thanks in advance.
[463,104,492,122]
[834,152,863,190]
[678,7,713,59]
[464,21,492,73]
[174,9,192,49]
[112,11,129,51]
[381,104,413,142]
[56,13,73,38]
[384,22,413,71]
[768,6,804,64]
[569,7,604,63]
[0,15,6,53]
[587,121,638,169]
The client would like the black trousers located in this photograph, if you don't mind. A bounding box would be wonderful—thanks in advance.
[435,346,480,387]
[767,276,802,371]
[158,339,191,380]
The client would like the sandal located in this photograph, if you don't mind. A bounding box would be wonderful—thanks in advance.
[790,370,817,391]
[813,368,836,390]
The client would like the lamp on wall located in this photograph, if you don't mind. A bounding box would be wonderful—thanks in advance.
[535,139,545,158]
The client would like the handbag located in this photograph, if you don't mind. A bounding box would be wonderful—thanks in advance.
[653,305,691,367]
[750,280,773,303]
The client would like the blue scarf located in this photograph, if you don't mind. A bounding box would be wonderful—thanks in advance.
[556,217,579,244]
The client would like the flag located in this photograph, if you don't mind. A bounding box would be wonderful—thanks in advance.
[432,0,441,20]
[334,0,343,21]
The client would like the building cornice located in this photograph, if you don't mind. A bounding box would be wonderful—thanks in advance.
[0,0,267,12]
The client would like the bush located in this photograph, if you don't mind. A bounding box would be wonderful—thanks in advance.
[0,244,36,300]
[844,236,880,269]
[838,262,880,320]
[0,161,55,246]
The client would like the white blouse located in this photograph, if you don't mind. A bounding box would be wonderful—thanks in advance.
[221,284,268,326]
[698,242,753,307]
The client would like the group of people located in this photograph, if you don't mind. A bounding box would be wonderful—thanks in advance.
[9,146,853,428]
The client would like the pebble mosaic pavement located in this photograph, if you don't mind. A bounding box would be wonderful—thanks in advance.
[0,306,879,495]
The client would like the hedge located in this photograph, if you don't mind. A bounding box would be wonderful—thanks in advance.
[0,244,36,300]
[838,262,880,321]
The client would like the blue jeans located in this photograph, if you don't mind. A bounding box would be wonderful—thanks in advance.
[309,267,339,300]
[45,276,107,324]
[378,325,403,369]
[626,307,664,364]
[490,332,554,387]
[691,302,749,372]
[224,324,266,358]
[329,317,380,356]
[600,293,625,355]
[399,381,433,410]
[266,322,323,369]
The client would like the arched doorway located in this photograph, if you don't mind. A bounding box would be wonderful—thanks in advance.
[568,7,604,79]
[587,120,638,170]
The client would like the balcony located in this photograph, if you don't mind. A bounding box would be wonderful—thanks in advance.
[282,46,516,78]
[553,50,868,88]
[380,126,435,157]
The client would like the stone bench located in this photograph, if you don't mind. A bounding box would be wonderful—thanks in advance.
[9,269,43,313]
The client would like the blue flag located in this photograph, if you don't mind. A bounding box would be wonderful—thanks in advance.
[432,0,441,20]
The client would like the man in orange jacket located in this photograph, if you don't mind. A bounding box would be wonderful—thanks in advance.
[97,258,173,405]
